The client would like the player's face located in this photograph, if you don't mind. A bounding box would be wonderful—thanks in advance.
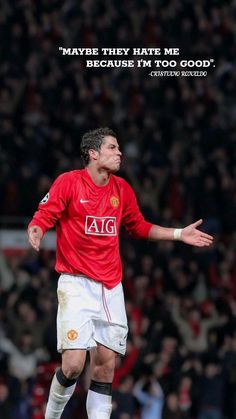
[97,136,122,172]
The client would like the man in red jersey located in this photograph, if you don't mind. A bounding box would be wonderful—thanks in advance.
[28,127,213,419]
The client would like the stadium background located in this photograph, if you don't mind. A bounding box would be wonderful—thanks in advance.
[0,1,236,418]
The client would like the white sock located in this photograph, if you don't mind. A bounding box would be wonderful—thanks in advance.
[86,389,112,419]
[45,373,76,419]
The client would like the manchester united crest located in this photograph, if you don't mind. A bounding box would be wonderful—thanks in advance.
[67,330,78,341]
[110,196,119,208]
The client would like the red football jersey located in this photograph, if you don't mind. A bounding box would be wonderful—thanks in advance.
[29,169,153,288]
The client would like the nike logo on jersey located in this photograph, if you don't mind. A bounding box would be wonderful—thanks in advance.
[80,199,90,203]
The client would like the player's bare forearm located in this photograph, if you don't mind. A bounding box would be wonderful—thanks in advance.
[148,225,175,241]
[148,219,213,247]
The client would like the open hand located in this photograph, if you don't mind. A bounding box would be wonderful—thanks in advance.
[181,219,213,247]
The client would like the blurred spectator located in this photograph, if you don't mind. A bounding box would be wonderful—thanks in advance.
[0,381,13,419]
[222,332,236,419]
[133,377,164,419]
[0,330,48,419]
[178,375,193,416]
[6,300,46,347]
[197,360,225,419]
[163,392,186,419]
[111,375,136,419]
[0,251,14,291]
[170,297,219,353]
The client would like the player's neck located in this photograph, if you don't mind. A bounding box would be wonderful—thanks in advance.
[86,166,110,187]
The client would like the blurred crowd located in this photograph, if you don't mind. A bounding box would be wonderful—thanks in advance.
[0,0,236,418]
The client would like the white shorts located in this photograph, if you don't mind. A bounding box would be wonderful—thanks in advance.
[56,274,128,355]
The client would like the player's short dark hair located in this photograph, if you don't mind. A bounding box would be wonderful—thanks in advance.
[80,127,117,166]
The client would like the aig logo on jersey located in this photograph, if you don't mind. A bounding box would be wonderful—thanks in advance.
[85,216,117,236]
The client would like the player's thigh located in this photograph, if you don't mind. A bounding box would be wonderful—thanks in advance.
[57,275,100,351]
[62,349,87,376]
[94,282,128,355]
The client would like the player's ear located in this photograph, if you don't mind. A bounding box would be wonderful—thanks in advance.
[88,149,99,161]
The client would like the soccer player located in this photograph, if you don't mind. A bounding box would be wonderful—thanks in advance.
[28,127,213,419]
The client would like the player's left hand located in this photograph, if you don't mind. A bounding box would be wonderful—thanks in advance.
[181,219,213,247]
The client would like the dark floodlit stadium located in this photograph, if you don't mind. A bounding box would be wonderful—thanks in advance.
[0,1,236,419]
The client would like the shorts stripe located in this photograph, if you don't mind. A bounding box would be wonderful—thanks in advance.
[102,284,112,322]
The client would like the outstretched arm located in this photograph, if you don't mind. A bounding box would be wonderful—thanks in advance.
[148,219,213,247]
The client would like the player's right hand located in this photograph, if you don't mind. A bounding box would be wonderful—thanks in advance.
[28,225,43,251]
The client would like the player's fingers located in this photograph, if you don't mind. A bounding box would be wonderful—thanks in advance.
[196,241,208,247]
[29,237,40,251]
[200,235,212,243]
[194,241,203,247]
[194,237,212,246]
[32,243,40,251]
[200,232,213,241]
[192,219,203,228]
[200,238,212,246]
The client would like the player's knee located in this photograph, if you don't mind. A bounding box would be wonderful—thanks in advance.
[62,351,86,380]
[62,362,83,380]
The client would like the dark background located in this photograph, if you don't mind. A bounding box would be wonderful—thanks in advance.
[0,1,235,418]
